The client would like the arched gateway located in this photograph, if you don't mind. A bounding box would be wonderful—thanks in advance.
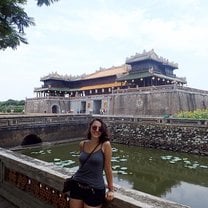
[52,105,59,113]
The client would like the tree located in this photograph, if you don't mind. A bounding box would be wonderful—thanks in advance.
[36,0,59,6]
[0,0,59,50]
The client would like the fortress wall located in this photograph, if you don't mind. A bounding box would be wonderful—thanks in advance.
[109,88,208,116]
[25,86,208,116]
[25,97,71,114]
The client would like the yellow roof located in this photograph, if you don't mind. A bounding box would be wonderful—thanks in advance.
[82,64,129,80]
[80,82,122,90]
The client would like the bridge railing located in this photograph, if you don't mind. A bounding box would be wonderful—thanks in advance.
[112,84,208,95]
[0,114,91,128]
[95,115,208,127]
[0,114,208,129]
[0,148,189,208]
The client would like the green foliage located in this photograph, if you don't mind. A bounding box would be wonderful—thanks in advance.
[37,0,60,6]
[0,0,35,49]
[175,109,208,119]
[0,0,60,50]
[0,99,25,113]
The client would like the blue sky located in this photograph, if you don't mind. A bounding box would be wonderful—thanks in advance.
[1,0,208,101]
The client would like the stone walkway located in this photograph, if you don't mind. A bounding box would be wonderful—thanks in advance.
[0,196,18,208]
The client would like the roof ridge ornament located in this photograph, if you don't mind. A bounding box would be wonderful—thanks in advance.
[126,49,178,68]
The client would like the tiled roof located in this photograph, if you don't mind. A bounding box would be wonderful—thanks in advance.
[34,87,78,92]
[40,72,85,81]
[153,73,187,83]
[34,83,122,92]
[117,71,152,81]
[40,65,129,82]
[126,49,178,69]
[82,65,129,80]
[80,82,122,90]
[41,72,70,81]
[117,71,187,83]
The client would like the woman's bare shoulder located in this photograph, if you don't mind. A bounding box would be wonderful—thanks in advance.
[79,139,89,149]
[103,140,111,146]
[102,141,112,151]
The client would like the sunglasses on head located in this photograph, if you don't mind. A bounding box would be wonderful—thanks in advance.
[91,125,102,132]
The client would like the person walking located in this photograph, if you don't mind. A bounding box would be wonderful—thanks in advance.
[69,118,114,208]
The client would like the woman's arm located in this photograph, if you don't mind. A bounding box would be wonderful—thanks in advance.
[79,140,86,152]
[103,141,114,200]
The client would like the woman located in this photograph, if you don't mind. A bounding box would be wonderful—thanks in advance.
[70,118,114,208]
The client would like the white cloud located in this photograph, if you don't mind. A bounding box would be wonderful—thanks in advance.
[1,0,208,100]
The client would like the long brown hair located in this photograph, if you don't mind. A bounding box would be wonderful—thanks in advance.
[86,118,110,143]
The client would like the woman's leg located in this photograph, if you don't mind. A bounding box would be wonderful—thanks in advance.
[70,198,84,208]
[84,203,102,208]
[83,188,105,208]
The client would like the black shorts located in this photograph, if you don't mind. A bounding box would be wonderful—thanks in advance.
[70,180,105,207]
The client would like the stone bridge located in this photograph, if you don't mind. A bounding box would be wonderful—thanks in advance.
[0,114,91,148]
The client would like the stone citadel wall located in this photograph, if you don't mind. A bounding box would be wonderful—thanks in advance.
[25,97,70,114]
[102,116,208,156]
[25,85,208,116]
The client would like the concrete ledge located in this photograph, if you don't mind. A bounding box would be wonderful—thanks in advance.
[107,186,190,208]
[0,148,190,208]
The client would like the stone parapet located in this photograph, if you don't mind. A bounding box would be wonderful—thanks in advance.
[0,148,189,208]
[98,115,208,156]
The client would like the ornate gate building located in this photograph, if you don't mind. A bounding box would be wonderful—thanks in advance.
[25,50,208,116]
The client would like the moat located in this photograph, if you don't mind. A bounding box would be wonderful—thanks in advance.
[19,141,208,208]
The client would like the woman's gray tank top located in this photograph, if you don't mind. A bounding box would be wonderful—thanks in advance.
[73,147,105,189]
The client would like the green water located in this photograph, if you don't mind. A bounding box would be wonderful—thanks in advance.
[20,142,208,208]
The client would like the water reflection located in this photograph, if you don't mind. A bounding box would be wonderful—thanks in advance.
[162,182,208,208]
[19,142,208,208]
